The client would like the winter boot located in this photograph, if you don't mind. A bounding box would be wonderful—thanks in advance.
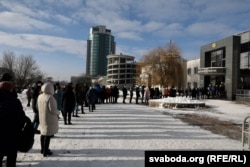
[40,135,45,154]
[43,136,52,157]
[68,114,72,125]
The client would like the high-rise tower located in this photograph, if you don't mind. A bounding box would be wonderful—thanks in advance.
[86,25,116,77]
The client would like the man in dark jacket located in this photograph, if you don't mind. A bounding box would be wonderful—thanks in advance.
[135,86,140,104]
[0,81,26,167]
[62,83,75,125]
[30,81,43,133]
[122,86,128,103]
[86,87,97,112]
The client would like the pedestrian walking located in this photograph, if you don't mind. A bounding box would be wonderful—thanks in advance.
[37,82,60,157]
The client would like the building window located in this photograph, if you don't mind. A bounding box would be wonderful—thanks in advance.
[194,67,198,74]
[187,68,191,75]
[193,82,198,88]
[210,49,225,67]
[240,52,250,69]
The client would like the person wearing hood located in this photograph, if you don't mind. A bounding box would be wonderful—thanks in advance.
[0,81,26,166]
[37,82,60,157]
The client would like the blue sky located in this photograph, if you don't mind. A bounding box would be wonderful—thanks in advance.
[0,0,250,81]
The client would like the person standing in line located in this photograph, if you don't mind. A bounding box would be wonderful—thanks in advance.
[161,87,166,98]
[73,83,85,116]
[86,87,97,112]
[73,83,80,117]
[113,85,119,103]
[145,86,151,104]
[129,86,134,103]
[101,85,106,104]
[54,83,63,119]
[62,83,75,125]
[122,86,128,103]
[141,85,145,103]
[135,86,140,104]
[0,81,27,167]
[37,82,60,157]
[78,83,86,114]
[83,84,89,107]
[105,86,111,103]
[26,86,32,107]
[110,86,114,103]
[30,81,43,134]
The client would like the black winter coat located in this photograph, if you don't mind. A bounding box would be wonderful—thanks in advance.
[0,90,26,155]
[62,85,76,112]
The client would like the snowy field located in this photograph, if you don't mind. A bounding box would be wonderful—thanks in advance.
[15,91,250,167]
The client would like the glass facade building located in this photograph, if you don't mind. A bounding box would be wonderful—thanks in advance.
[86,26,116,77]
[199,30,250,101]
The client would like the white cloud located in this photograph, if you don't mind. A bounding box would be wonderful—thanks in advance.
[0,31,86,58]
[116,32,142,41]
[186,22,238,38]
[0,12,61,32]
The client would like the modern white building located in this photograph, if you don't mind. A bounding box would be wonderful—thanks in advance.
[107,54,136,88]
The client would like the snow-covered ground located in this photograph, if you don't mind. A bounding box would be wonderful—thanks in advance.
[16,91,250,167]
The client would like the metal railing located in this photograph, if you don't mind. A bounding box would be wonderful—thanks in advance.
[242,116,250,150]
[236,89,250,102]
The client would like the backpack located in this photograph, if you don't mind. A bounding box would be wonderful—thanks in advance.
[18,115,35,152]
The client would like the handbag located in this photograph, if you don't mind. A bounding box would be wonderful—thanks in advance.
[18,115,35,152]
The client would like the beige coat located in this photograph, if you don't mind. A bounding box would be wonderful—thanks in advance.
[37,82,60,136]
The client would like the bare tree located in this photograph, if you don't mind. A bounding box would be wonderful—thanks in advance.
[140,41,186,88]
[1,51,16,72]
[15,55,42,90]
[0,52,44,92]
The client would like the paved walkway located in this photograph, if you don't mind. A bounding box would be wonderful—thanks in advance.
[17,101,242,167]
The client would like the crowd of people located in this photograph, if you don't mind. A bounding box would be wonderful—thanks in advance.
[1,74,226,166]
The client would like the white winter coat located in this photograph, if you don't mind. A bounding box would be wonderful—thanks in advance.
[37,82,60,136]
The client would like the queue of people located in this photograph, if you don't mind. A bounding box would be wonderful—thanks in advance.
[1,73,227,166]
